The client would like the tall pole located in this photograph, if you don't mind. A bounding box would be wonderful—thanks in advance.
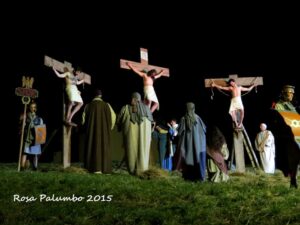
[18,98,30,171]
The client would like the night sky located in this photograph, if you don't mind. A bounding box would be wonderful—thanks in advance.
[4,6,300,161]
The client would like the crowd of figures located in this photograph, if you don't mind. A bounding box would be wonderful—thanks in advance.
[19,69,300,187]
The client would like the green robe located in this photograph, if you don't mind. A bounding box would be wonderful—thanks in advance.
[117,105,152,174]
[82,97,116,173]
[207,144,229,182]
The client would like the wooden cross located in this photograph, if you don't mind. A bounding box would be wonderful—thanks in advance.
[44,55,92,84]
[204,74,262,172]
[44,55,91,168]
[204,74,263,88]
[120,48,170,77]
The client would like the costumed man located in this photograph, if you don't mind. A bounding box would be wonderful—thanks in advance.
[20,101,45,171]
[206,126,230,182]
[82,89,116,173]
[175,102,207,181]
[274,85,298,112]
[127,62,164,113]
[212,79,256,128]
[271,84,300,188]
[153,120,172,171]
[255,123,275,174]
[53,67,84,126]
[167,118,179,158]
[117,92,153,174]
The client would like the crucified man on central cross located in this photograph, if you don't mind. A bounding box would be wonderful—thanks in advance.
[120,48,170,113]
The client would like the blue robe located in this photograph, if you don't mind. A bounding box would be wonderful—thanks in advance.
[177,115,206,181]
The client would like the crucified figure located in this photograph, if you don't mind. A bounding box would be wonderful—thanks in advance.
[53,67,84,126]
[127,62,164,113]
[212,78,255,128]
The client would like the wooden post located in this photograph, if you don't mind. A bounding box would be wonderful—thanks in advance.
[44,55,91,168]
[18,103,27,171]
[233,130,246,172]
[120,48,170,77]
[63,126,72,168]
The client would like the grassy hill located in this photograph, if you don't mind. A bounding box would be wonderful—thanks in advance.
[0,163,299,225]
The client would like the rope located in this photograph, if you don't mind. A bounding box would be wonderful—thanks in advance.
[217,88,230,96]
[210,79,230,99]
[210,87,214,100]
[241,77,258,96]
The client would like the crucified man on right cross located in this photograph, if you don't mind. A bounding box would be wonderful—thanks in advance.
[212,78,256,128]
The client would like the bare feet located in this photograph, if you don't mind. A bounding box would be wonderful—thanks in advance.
[63,120,77,127]
[68,122,77,127]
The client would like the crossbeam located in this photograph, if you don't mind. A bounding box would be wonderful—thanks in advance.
[44,55,91,84]
[204,74,263,88]
[120,48,170,77]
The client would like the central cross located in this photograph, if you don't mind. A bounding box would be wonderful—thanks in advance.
[120,48,170,77]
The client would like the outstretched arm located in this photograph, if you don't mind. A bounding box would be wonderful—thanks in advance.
[153,69,164,79]
[211,82,231,91]
[126,62,146,77]
[77,79,84,85]
[52,67,66,78]
[241,84,256,91]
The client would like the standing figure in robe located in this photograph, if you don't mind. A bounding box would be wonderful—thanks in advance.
[255,123,275,174]
[82,89,116,173]
[20,102,45,171]
[206,126,230,182]
[117,92,153,174]
[176,102,207,181]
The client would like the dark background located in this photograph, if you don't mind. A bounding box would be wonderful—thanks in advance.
[3,4,300,162]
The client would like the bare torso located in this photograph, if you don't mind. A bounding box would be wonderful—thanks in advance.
[64,72,77,86]
[143,75,154,86]
[230,85,242,98]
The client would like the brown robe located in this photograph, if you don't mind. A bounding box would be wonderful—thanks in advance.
[83,97,115,173]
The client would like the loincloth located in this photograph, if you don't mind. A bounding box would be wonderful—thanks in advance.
[229,96,243,115]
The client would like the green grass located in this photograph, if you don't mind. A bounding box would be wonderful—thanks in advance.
[0,163,299,225]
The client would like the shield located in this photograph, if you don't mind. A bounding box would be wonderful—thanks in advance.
[279,111,300,143]
[35,124,47,145]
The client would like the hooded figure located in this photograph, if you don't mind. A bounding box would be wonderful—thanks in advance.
[117,92,153,174]
[176,102,207,181]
